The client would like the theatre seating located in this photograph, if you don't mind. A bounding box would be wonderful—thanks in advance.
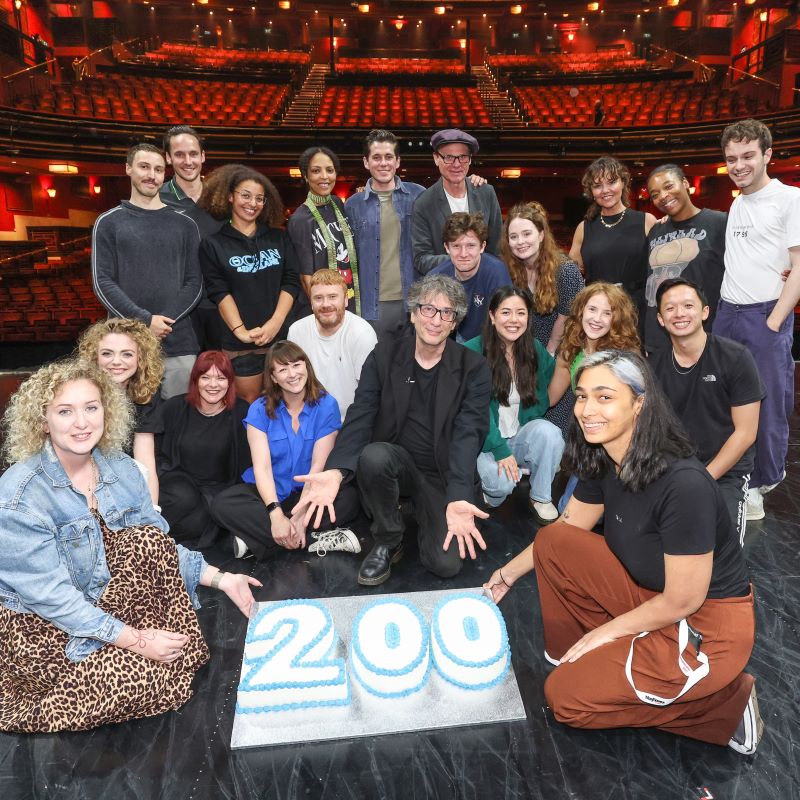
[336,57,463,75]
[514,79,766,127]
[488,52,651,74]
[315,85,491,127]
[143,43,310,69]
[16,73,288,126]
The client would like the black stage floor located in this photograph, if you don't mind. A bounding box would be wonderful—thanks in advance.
[2,405,799,799]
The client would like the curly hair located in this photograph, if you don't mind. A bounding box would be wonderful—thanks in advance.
[2,359,133,465]
[197,163,284,228]
[559,282,641,367]
[501,201,566,316]
[262,340,326,420]
[581,156,632,222]
[721,118,772,155]
[407,274,468,325]
[77,318,164,405]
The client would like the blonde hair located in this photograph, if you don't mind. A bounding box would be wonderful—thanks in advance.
[2,359,133,464]
[501,201,563,316]
[77,318,164,404]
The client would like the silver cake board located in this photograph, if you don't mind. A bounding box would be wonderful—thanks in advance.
[230,587,527,750]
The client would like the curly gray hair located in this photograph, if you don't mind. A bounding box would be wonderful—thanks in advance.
[407,274,468,325]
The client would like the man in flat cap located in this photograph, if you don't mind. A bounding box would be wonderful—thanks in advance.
[411,128,503,277]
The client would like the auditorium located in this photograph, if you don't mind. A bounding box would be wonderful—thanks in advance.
[0,1,798,797]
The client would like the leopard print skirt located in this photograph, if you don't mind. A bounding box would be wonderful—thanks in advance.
[0,511,210,732]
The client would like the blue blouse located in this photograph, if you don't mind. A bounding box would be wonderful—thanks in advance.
[242,393,341,501]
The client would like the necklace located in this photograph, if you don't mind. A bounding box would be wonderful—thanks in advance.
[88,457,98,509]
[599,208,627,229]
[671,348,699,374]
[197,404,225,417]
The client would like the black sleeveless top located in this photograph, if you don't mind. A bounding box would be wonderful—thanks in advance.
[581,207,649,294]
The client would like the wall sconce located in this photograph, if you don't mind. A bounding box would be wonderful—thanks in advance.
[500,168,522,179]
[49,163,78,174]
[46,187,57,198]
[93,184,102,195]
[393,18,406,30]
[759,11,767,22]
[289,167,302,178]
[716,164,728,175]
[14,0,23,10]
[510,5,523,14]
[278,1,290,8]
[731,189,740,198]
[357,4,370,12]
[434,6,446,14]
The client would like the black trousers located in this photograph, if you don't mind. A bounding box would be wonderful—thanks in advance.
[210,482,360,561]
[159,469,224,548]
[717,471,749,548]
[356,442,467,578]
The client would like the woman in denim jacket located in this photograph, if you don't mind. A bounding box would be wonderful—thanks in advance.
[0,359,261,732]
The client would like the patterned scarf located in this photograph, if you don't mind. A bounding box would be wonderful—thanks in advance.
[303,191,360,315]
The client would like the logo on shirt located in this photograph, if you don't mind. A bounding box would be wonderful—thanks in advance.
[702,374,717,382]
[615,514,623,523]
[473,294,485,308]
[229,249,281,272]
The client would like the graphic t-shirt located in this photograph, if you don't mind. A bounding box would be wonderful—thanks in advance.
[645,208,727,353]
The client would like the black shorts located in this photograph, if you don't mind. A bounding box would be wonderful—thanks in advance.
[229,352,266,378]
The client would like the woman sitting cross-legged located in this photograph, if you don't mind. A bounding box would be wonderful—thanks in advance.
[157,351,251,549]
[484,350,761,755]
[0,360,260,733]
[464,286,564,525]
[211,340,361,559]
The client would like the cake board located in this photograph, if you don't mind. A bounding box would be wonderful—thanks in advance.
[230,587,527,749]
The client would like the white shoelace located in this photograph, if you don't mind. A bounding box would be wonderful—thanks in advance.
[310,528,354,557]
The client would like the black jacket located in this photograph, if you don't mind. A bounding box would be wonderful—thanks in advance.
[326,332,491,504]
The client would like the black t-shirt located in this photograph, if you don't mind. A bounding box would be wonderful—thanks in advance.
[124,395,164,457]
[649,335,765,475]
[573,457,749,598]
[644,208,727,353]
[180,407,232,487]
[396,360,440,475]
[581,208,649,293]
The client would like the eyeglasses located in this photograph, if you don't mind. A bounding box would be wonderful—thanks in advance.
[234,190,266,205]
[417,303,457,322]
[436,152,472,165]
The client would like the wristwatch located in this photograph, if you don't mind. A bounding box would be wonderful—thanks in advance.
[265,501,281,515]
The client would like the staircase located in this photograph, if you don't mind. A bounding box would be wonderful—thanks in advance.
[472,65,526,129]
[280,64,328,127]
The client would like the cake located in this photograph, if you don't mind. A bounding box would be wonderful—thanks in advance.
[430,593,510,690]
[350,599,431,698]
[237,599,350,714]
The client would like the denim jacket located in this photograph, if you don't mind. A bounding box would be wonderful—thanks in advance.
[344,177,425,320]
[0,441,208,662]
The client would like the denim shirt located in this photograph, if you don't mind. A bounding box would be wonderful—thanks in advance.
[344,177,425,320]
[0,441,208,662]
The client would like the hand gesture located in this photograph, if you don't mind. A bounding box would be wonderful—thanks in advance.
[218,572,263,618]
[118,626,188,663]
[496,455,520,484]
[443,500,489,560]
[270,508,303,550]
[252,318,281,347]
[149,314,175,339]
[235,325,256,344]
[560,622,618,664]
[293,470,343,528]
[483,567,513,604]
[468,173,487,187]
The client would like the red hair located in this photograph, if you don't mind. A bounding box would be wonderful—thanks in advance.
[185,351,237,411]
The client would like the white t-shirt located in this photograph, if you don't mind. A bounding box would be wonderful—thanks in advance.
[288,311,377,420]
[720,178,800,304]
[444,187,469,214]
[498,382,521,439]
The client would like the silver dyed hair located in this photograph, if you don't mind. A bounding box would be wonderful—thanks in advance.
[576,350,646,396]
[407,274,468,324]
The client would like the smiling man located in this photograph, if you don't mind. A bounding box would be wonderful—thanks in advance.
[92,143,203,398]
[411,128,502,276]
[650,278,764,544]
[293,274,491,588]
[712,119,800,520]
[644,164,727,354]
[288,270,377,420]
[430,212,512,341]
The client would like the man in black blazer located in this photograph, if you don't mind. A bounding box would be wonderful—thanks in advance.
[295,274,492,586]
[411,128,503,277]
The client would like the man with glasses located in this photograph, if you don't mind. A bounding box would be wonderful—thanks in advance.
[411,128,502,277]
[294,274,491,587]
[92,143,202,398]
[430,212,512,342]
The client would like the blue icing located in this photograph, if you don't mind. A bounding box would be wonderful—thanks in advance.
[350,597,431,698]
[431,593,510,691]
[238,598,350,712]
[463,616,479,642]
[385,622,401,650]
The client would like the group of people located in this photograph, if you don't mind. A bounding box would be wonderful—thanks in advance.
[1,116,797,757]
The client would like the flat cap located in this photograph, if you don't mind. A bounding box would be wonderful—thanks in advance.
[430,128,479,154]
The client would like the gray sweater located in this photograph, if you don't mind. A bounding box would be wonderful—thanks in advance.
[91,201,202,357]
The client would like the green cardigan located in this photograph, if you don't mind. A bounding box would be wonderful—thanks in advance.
[464,334,556,460]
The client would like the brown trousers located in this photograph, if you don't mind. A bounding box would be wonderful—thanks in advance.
[533,522,756,745]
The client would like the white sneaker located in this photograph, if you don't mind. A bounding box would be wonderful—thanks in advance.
[759,469,786,495]
[308,528,361,557]
[232,535,249,558]
[729,681,764,755]
[530,500,559,524]
[745,489,765,521]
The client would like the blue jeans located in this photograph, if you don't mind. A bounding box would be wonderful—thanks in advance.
[477,419,564,507]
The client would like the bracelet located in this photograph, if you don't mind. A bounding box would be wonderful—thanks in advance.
[499,568,511,588]
[232,323,244,332]
[210,570,226,590]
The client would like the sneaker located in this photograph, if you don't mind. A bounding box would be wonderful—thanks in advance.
[307,528,361,557]
[759,469,786,495]
[745,488,765,521]
[729,681,764,755]
[232,535,249,558]
[529,499,559,525]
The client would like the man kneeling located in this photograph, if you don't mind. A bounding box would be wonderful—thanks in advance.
[296,274,491,586]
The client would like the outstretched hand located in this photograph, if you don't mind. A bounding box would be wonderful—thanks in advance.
[219,572,263,619]
[292,470,343,528]
[443,500,489,560]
